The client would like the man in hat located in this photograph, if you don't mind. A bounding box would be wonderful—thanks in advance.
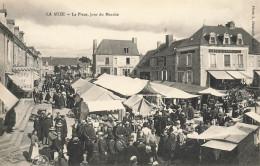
[107,132,116,164]
[137,137,150,165]
[33,115,41,139]
[149,128,158,161]
[187,102,194,120]
[123,112,132,125]
[61,115,68,142]
[97,132,108,162]
[72,119,80,138]
[67,137,84,166]
[43,114,53,145]
[125,121,133,143]
[124,138,139,164]
[115,135,127,164]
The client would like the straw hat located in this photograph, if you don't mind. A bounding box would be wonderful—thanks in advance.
[49,127,56,131]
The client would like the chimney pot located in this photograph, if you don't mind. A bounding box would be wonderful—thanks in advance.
[93,39,97,54]
[132,37,137,45]
[166,35,173,46]
[225,21,235,29]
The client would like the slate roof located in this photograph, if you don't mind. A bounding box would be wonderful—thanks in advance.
[137,49,157,67]
[151,39,187,57]
[178,25,260,54]
[42,57,79,66]
[95,39,139,56]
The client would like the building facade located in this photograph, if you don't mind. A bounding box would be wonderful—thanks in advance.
[0,8,42,113]
[93,38,140,76]
[136,21,260,90]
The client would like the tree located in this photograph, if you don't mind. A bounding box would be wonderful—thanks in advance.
[79,56,91,63]
[54,65,60,74]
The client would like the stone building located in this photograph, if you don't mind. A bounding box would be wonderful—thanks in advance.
[92,38,140,76]
[0,8,42,113]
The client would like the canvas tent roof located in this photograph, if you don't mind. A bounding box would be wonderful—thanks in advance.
[245,111,260,123]
[94,73,148,96]
[124,95,153,116]
[199,87,227,97]
[87,100,125,112]
[0,82,19,111]
[143,82,199,99]
[202,140,237,151]
[71,78,93,93]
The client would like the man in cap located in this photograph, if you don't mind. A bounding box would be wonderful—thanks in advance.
[67,137,84,166]
[115,135,127,164]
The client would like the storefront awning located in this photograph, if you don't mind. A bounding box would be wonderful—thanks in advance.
[239,71,253,79]
[8,75,26,88]
[255,71,260,76]
[0,82,19,111]
[245,111,260,123]
[202,140,237,151]
[226,71,247,79]
[87,100,125,112]
[208,71,234,80]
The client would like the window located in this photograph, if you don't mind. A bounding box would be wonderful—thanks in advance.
[237,34,243,45]
[126,58,130,65]
[114,68,117,75]
[177,72,184,83]
[105,57,109,65]
[122,69,130,76]
[223,33,230,44]
[187,53,192,66]
[187,71,193,83]
[134,70,137,75]
[124,48,129,54]
[155,71,159,80]
[177,55,180,66]
[162,70,167,81]
[237,54,243,68]
[224,55,231,67]
[156,58,159,66]
[209,32,216,44]
[210,54,216,68]
[163,57,167,66]
[257,56,260,67]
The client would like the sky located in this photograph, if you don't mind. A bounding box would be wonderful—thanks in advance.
[1,0,260,58]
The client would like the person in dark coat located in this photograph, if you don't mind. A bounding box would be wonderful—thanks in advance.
[72,119,80,138]
[97,132,108,162]
[137,137,150,165]
[115,135,127,164]
[61,115,68,140]
[45,91,51,104]
[34,116,41,140]
[39,91,43,104]
[163,131,176,165]
[124,138,140,164]
[67,137,84,166]
[43,115,52,145]
[107,133,116,164]
[187,102,195,120]
[4,108,16,133]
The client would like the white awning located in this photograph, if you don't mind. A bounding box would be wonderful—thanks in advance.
[0,82,19,111]
[8,75,26,87]
[202,140,237,151]
[245,111,260,123]
[87,100,125,112]
[34,71,40,80]
[255,71,260,77]
[226,71,247,79]
[199,88,227,97]
[208,71,234,80]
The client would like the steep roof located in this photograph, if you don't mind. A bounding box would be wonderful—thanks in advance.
[151,39,187,57]
[95,39,139,56]
[42,57,79,66]
[178,25,260,54]
[136,49,157,67]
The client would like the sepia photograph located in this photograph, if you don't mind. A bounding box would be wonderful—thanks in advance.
[0,0,260,165]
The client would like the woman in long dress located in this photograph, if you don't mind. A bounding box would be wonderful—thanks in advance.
[28,130,39,162]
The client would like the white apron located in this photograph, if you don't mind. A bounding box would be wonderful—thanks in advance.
[31,143,39,160]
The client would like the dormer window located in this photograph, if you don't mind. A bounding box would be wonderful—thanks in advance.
[223,33,230,44]
[209,32,216,44]
[124,48,129,54]
[237,34,243,45]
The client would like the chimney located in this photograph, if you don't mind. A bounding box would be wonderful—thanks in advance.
[132,37,137,45]
[225,21,235,29]
[6,19,15,33]
[0,8,7,26]
[19,31,24,43]
[93,39,97,54]
[14,26,19,37]
[166,35,173,46]
[157,41,161,51]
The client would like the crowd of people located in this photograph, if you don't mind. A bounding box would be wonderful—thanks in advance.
[28,74,252,166]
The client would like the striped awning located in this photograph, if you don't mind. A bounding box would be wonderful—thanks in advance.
[208,71,234,80]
